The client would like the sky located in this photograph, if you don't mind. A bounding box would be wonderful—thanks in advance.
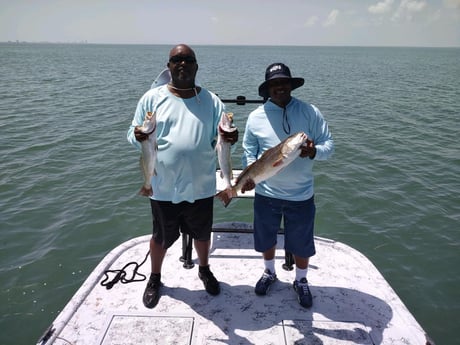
[1,0,459,47]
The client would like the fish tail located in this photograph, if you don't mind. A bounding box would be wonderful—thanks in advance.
[138,186,153,197]
[216,188,235,208]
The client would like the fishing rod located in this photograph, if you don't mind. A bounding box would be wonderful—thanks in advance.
[219,95,266,105]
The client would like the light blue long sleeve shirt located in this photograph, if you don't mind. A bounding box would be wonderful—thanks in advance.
[242,98,334,201]
[127,85,225,203]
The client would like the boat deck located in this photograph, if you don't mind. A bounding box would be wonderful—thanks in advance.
[42,228,428,345]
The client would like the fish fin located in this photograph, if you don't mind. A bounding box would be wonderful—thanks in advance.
[272,159,284,167]
[216,189,233,208]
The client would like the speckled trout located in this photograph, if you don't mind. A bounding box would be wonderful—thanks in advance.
[138,111,157,197]
[216,112,237,190]
[216,132,308,207]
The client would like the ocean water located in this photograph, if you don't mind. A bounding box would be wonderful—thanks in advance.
[0,43,459,345]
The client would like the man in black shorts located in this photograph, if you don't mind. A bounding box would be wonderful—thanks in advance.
[127,44,238,308]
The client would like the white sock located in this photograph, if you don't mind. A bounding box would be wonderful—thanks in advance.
[295,267,308,281]
[264,259,275,274]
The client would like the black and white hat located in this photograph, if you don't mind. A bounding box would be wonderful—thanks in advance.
[258,63,304,98]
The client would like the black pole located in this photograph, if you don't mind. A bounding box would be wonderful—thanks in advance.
[180,233,195,269]
[282,251,294,271]
[219,95,266,105]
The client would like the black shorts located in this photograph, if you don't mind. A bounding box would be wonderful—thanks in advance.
[149,197,213,249]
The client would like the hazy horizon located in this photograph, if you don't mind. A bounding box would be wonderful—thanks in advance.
[1,0,459,48]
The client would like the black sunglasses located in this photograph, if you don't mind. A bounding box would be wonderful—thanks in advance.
[169,55,197,64]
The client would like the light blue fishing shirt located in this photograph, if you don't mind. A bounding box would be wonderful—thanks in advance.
[242,98,334,201]
[127,85,225,203]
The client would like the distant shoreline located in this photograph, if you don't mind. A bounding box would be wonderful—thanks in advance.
[1,41,459,49]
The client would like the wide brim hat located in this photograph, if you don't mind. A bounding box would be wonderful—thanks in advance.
[258,63,304,98]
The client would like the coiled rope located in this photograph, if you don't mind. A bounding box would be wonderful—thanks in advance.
[100,250,150,289]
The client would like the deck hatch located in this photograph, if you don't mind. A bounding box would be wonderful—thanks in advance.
[99,314,194,345]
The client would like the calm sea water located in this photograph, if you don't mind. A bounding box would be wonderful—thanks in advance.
[1,43,459,345]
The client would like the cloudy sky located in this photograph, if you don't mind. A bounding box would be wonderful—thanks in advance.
[1,0,459,47]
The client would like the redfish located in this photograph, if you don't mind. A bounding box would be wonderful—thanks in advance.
[216,112,237,190]
[138,111,157,197]
[216,132,308,207]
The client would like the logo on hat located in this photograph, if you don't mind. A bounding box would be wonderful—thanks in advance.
[269,64,283,73]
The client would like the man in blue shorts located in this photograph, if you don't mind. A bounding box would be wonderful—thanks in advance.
[241,63,334,308]
[127,44,238,308]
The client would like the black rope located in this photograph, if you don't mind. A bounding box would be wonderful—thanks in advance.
[100,250,150,289]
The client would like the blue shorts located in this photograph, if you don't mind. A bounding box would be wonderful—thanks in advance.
[253,194,316,258]
[150,197,213,249]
